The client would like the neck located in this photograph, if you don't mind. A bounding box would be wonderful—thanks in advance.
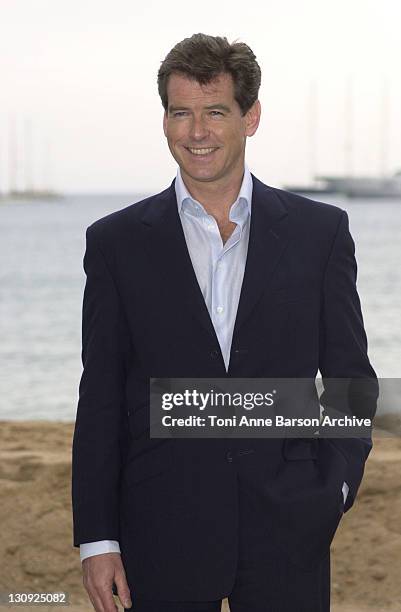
[180,162,245,220]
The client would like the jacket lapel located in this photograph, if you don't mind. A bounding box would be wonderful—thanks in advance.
[140,180,220,345]
[231,175,290,342]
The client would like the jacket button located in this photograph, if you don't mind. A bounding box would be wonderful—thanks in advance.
[226,451,233,463]
[234,348,248,355]
[210,349,219,359]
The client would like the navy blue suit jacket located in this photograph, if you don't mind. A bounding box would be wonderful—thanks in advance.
[72,175,378,600]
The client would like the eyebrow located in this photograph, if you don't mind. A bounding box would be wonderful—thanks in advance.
[168,104,231,113]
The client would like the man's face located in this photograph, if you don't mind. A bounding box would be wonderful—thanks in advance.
[163,72,260,184]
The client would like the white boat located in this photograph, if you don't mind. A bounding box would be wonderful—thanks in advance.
[284,170,401,199]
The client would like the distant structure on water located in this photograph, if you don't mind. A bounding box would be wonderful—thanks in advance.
[0,117,62,202]
[283,78,401,199]
[284,170,401,199]
[6,188,62,201]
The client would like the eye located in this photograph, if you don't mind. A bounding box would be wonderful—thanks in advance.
[210,110,224,116]
[172,111,188,117]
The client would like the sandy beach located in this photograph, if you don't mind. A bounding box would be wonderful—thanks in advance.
[0,420,400,611]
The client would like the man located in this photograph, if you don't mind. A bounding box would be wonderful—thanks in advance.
[72,33,378,611]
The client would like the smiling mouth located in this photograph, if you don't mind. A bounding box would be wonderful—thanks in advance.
[185,147,219,156]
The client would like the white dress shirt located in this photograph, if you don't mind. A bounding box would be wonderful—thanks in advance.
[177,163,252,370]
[79,164,349,562]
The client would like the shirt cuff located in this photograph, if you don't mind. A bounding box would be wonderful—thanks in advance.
[80,540,121,562]
[342,481,349,505]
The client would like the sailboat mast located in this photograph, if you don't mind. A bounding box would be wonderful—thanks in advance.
[24,118,34,193]
[8,116,18,194]
[344,77,354,179]
[380,78,389,178]
[308,79,318,183]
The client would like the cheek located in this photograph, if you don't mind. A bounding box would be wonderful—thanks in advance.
[166,126,186,146]
[220,123,241,140]
[165,134,186,160]
[225,131,244,152]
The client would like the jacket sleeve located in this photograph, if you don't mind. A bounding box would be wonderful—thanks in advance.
[72,225,131,547]
[318,210,379,512]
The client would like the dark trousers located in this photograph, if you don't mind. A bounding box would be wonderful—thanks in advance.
[125,449,330,612]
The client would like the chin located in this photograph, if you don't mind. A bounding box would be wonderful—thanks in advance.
[182,164,222,181]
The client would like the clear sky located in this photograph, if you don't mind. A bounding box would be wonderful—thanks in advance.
[1,0,401,193]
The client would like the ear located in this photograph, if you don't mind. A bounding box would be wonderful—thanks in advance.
[163,111,168,137]
[245,100,261,137]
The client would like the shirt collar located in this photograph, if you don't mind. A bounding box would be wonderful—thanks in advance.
[174,164,253,226]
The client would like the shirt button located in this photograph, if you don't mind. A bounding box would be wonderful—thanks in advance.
[226,452,234,463]
[216,306,224,314]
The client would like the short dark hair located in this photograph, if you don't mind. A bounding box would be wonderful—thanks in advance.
[157,33,261,116]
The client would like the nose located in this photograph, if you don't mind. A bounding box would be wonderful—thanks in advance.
[189,115,209,141]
